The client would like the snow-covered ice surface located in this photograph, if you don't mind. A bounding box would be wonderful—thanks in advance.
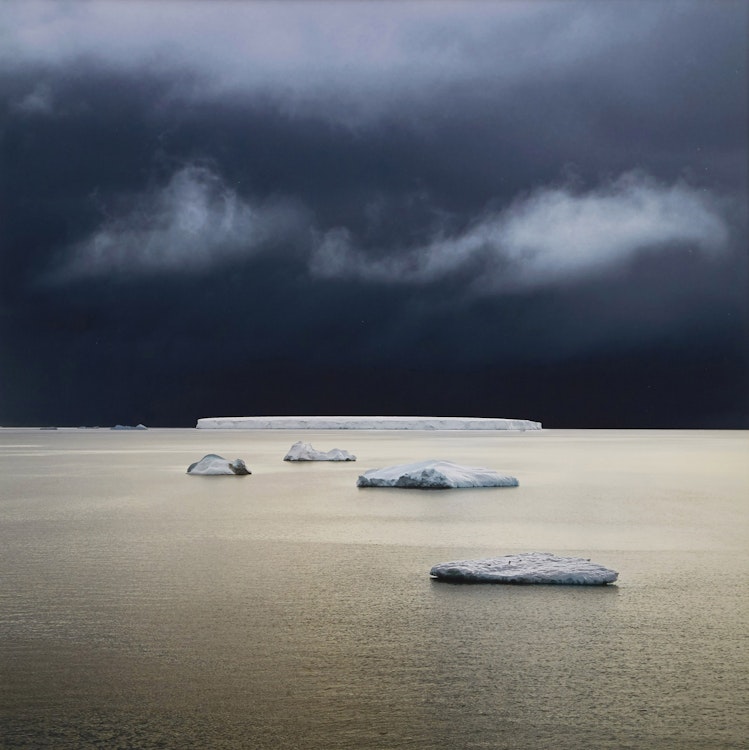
[283,441,356,461]
[186,454,251,476]
[196,416,541,430]
[357,459,518,489]
[430,552,619,585]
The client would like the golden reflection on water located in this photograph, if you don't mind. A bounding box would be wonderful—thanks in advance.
[1,428,747,748]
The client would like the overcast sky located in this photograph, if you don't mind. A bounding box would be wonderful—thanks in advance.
[1,0,747,427]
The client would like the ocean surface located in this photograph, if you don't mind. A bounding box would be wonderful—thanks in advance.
[1,428,747,749]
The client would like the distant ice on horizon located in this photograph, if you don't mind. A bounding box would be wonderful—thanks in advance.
[187,454,251,475]
[284,441,356,461]
[430,552,619,585]
[357,459,518,489]
[197,416,541,430]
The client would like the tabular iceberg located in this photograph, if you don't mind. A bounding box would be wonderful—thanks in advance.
[187,454,251,476]
[356,459,518,489]
[196,416,541,430]
[283,441,356,461]
[429,552,618,585]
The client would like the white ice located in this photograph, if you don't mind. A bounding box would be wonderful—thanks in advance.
[356,459,518,489]
[429,552,619,585]
[196,416,541,430]
[283,441,356,461]
[187,454,251,475]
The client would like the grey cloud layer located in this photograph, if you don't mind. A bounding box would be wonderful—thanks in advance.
[2,1,734,124]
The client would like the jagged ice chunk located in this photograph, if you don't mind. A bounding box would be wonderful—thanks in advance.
[283,441,356,461]
[357,459,518,489]
[187,454,251,475]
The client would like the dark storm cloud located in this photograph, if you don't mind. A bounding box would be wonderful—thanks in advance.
[0,1,747,427]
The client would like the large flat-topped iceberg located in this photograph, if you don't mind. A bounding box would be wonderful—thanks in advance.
[197,416,541,430]
[430,552,618,585]
[357,459,518,489]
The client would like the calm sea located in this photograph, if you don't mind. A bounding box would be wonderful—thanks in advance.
[1,428,747,749]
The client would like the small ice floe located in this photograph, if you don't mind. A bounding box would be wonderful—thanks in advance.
[429,552,618,585]
[111,424,148,430]
[187,454,251,476]
[283,441,356,461]
[356,459,518,489]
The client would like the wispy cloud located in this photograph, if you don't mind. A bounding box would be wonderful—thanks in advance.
[52,165,308,280]
[309,172,730,291]
[53,168,730,292]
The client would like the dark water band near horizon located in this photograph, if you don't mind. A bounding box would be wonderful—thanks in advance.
[1,428,747,749]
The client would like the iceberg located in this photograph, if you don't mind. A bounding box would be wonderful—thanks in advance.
[283,441,356,461]
[187,454,251,476]
[356,459,518,489]
[430,552,618,585]
[111,424,148,430]
[196,416,541,430]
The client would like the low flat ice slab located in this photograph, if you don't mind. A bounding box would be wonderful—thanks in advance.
[284,441,356,461]
[196,416,541,430]
[357,459,518,489]
[430,552,618,585]
[187,454,251,476]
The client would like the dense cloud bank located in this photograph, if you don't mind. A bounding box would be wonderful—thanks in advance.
[1,1,747,427]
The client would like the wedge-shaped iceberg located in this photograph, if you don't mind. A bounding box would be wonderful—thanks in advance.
[283,441,356,461]
[357,459,518,489]
[187,454,251,476]
[430,552,618,585]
